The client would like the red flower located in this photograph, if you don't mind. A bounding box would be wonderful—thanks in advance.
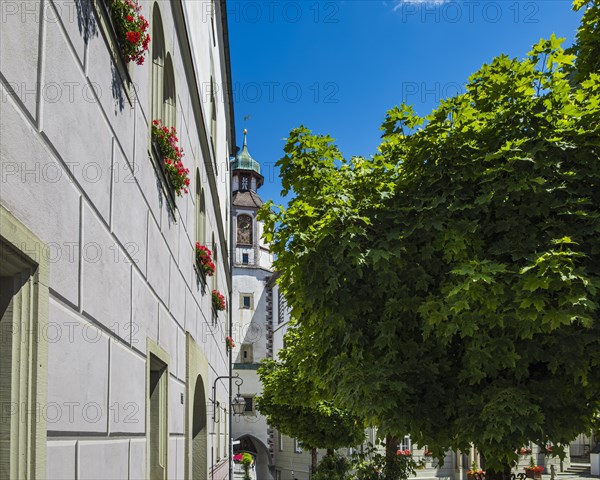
[195,244,215,276]
[152,120,189,197]
[526,467,545,473]
[212,290,226,311]
[126,15,134,22]
[126,31,141,43]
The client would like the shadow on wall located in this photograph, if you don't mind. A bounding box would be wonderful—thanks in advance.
[75,0,129,112]
[75,0,98,43]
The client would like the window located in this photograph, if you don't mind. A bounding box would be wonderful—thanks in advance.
[149,4,178,210]
[195,171,206,246]
[294,438,302,453]
[147,341,169,480]
[163,53,176,129]
[150,6,176,129]
[242,253,249,265]
[0,209,49,479]
[243,396,254,413]
[211,233,218,292]
[150,4,165,124]
[278,291,286,325]
[240,344,253,364]
[240,294,253,309]
[210,77,217,155]
[237,215,252,245]
[210,0,217,47]
[276,471,282,480]
[401,435,411,452]
[278,432,284,451]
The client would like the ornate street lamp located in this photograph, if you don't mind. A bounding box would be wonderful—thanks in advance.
[212,373,245,421]
[231,386,246,415]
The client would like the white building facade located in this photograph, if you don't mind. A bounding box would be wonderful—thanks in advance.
[230,131,276,480]
[0,1,235,479]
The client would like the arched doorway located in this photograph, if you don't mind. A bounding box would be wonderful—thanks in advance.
[192,375,208,480]
[234,435,274,480]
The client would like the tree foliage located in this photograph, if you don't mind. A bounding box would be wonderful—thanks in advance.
[351,441,417,480]
[312,453,352,480]
[256,329,366,452]
[260,2,600,471]
[569,0,600,83]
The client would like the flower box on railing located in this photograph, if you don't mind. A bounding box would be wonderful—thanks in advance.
[467,470,485,480]
[212,290,226,312]
[467,462,485,480]
[109,0,150,65]
[226,336,235,349]
[525,466,544,479]
[151,120,190,198]
[195,243,215,278]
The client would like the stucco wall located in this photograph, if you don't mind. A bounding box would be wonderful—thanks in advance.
[0,0,232,478]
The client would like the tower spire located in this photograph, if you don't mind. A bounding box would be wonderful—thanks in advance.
[230,129,263,190]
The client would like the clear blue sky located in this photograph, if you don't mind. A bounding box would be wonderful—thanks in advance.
[227,0,583,205]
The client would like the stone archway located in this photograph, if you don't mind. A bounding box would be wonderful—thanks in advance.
[192,375,208,480]
[234,435,274,480]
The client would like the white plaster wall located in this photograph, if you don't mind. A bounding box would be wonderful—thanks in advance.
[231,370,270,449]
[0,0,233,477]
[231,269,272,362]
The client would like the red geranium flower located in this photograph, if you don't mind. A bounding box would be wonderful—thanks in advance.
[152,120,189,197]
[126,31,141,43]
[110,0,150,65]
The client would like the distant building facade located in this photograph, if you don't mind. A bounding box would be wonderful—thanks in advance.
[0,1,235,479]
[230,131,276,479]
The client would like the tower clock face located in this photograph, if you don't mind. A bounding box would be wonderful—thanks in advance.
[237,215,252,245]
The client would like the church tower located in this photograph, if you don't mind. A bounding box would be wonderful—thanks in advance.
[230,130,274,479]
[230,129,271,270]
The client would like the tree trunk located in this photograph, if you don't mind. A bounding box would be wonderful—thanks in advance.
[486,465,513,480]
[386,435,400,476]
[311,448,318,473]
[327,448,334,456]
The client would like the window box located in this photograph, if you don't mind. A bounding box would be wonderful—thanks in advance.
[212,290,226,312]
[91,0,136,103]
[525,467,544,479]
[150,138,178,212]
[195,243,215,277]
[108,0,150,66]
[150,120,190,214]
